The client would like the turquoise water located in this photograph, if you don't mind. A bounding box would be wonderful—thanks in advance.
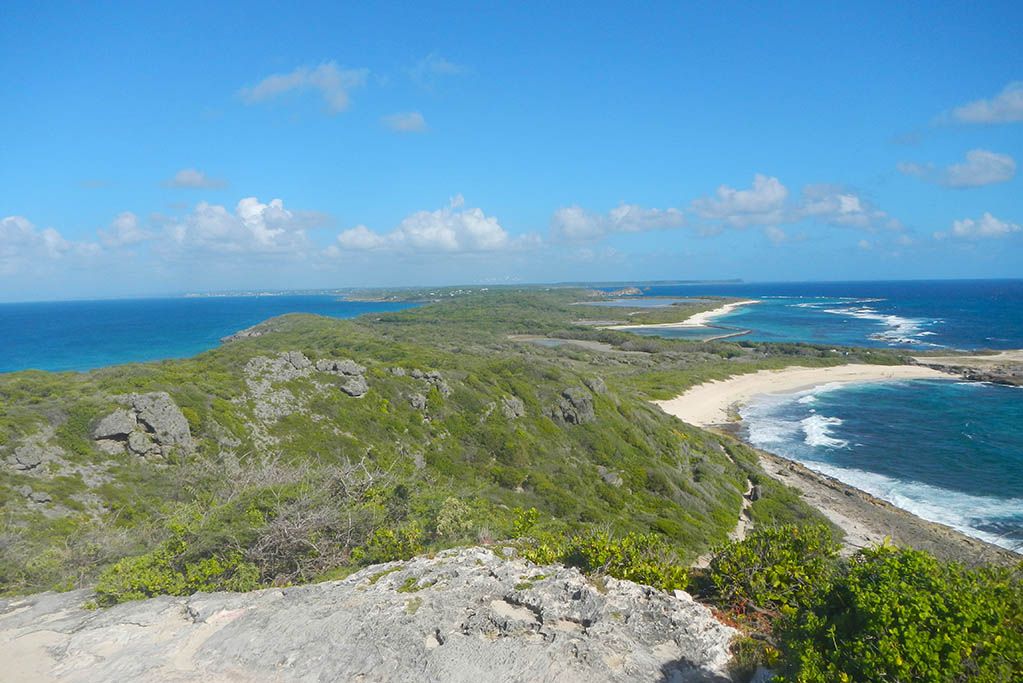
[620,279,1023,350]
[741,379,1023,552]
[0,295,416,373]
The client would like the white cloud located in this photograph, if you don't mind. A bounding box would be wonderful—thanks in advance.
[951,82,1023,124]
[383,112,427,133]
[898,149,1016,188]
[550,202,684,242]
[0,216,100,277]
[98,211,154,247]
[410,53,465,87]
[335,195,538,253]
[938,212,1022,240]
[858,239,872,249]
[163,168,228,189]
[239,62,368,114]
[797,185,902,232]
[164,198,322,254]
[689,174,788,228]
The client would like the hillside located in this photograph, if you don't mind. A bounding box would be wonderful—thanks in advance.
[0,289,904,596]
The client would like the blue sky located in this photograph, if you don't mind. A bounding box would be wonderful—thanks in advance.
[2,1,1021,301]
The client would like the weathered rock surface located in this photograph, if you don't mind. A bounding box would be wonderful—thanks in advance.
[501,395,525,419]
[91,392,193,459]
[0,547,738,682]
[545,387,597,425]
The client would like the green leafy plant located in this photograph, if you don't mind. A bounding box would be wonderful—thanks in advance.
[707,524,839,613]
[775,546,1023,682]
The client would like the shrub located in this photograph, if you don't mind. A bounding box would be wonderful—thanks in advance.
[351,523,424,565]
[707,524,839,613]
[523,529,688,593]
[776,545,1023,682]
[435,497,474,539]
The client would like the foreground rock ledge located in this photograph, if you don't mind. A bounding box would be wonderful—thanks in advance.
[0,547,737,682]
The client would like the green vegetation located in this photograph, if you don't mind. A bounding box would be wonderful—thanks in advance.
[690,526,1023,682]
[8,287,1007,677]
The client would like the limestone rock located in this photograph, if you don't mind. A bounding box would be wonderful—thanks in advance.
[545,387,596,425]
[91,409,137,439]
[584,376,608,394]
[316,359,366,376]
[28,490,52,504]
[130,392,193,450]
[501,395,525,419]
[0,547,738,682]
[409,393,428,411]
[341,375,369,398]
[127,431,156,456]
[11,444,44,470]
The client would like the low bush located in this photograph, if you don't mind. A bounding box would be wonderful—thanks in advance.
[776,545,1023,682]
[523,529,688,592]
[707,524,839,613]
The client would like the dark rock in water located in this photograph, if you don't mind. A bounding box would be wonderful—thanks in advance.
[0,547,738,682]
[545,387,596,425]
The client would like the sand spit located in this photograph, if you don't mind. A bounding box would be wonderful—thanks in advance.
[603,299,760,330]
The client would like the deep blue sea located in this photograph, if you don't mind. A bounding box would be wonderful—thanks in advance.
[621,279,1023,350]
[0,296,416,374]
[599,279,1023,552]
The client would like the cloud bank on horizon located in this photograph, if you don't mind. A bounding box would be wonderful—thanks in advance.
[0,2,1020,300]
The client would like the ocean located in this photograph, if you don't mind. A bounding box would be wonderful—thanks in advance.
[607,279,1023,552]
[0,295,417,374]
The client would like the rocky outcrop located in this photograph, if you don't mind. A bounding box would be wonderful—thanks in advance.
[501,395,525,419]
[92,392,193,459]
[0,547,738,682]
[545,387,597,425]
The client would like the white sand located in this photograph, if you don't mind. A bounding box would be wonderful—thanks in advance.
[604,299,760,330]
[653,363,953,427]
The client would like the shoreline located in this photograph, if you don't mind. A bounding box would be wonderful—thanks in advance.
[602,299,760,330]
[653,363,951,427]
[653,363,1022,566]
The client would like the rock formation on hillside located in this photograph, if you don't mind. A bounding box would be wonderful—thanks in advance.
[92,392,193,459]
[0,547,738,682]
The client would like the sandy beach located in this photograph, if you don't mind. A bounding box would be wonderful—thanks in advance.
[655,362,1021,565]
[654,363,951,427]
[603,299,760,330]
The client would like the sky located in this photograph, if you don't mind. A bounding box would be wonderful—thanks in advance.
[2,1,1021,301]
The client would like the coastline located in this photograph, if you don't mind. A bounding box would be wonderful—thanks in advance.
[602,299,760,330]
[653,363,951,427]
[653,363,1022,566]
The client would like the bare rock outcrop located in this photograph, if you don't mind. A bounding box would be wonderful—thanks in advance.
[92,392,193,459]
[545,387,596,425]
[0,547,738,682]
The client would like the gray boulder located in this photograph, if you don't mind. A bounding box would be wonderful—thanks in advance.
[501,395,525,419]
[341,375,369,398]
[584,376,608,394]
[91,409,137,439]
[11,444,44,470]
[316,359,366,376]
[0,547,738,682]
[545,387,596,425]
[131,392,193,451]
[409,393,428,411]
